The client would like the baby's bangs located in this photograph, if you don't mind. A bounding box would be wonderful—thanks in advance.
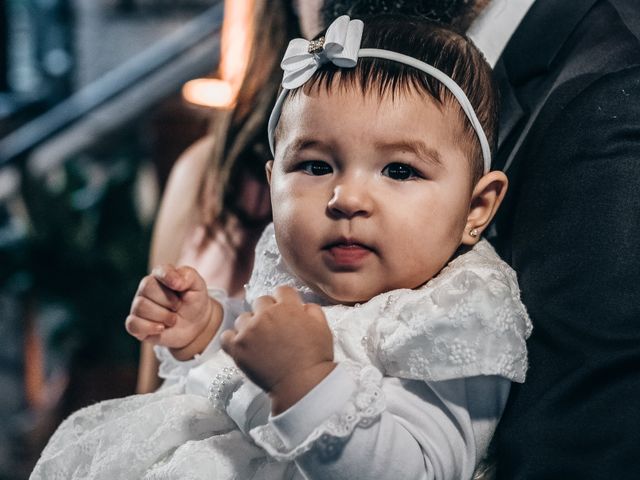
[296,58,453,105]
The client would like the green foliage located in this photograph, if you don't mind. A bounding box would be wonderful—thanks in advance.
[1,144,153,366]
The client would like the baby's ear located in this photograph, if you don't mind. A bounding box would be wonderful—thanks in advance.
[462,171,508,245]
[265,160,274,185]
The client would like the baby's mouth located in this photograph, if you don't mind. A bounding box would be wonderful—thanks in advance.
[322,239,375,266]
[323,238,374,252]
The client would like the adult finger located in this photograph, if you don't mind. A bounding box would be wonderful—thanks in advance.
[125,314,165,341]
[273,285,302,305]
[130,296,177,327]
[251,295,276,313]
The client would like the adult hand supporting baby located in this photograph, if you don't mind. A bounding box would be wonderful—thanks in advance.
[125,265,223,361]
[221,286,336,415]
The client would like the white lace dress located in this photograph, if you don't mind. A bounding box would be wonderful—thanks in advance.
[31,224,532,480]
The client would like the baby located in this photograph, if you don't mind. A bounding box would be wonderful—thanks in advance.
[32,15,531,480]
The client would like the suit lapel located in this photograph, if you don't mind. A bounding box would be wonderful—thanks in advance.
[501,0,598,86]
[494,58,524,152]
[494,0,599,171]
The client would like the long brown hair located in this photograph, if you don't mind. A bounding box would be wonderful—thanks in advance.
[198,0,301,237]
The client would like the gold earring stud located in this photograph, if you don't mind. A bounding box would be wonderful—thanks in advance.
[469,228,479,238]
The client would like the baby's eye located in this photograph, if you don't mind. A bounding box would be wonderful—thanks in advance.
[299,161,333,176]
[382,162,419,181]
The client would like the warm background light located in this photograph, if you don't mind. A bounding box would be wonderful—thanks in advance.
[183,0,254,108]
[182,78,233,108]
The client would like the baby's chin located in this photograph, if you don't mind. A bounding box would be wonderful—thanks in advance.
[309,276,434,306]
[311,282,392,306]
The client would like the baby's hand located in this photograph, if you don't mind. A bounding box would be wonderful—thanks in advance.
[221,286,335,414]
[125,265,222,360]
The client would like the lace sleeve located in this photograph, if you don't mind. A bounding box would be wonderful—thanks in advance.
[252,365,506,479]
[250,361,384,461]
[371,240,532,384]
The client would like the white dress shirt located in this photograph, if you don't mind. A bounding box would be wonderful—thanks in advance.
[467,0,536,67]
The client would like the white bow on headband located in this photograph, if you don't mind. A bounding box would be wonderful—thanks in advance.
[269,15,492,174]
[281,16,364,89]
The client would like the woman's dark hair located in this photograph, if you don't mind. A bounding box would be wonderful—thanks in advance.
[321,0,489,33]
[289,15,498,182]
[198,0,301,236]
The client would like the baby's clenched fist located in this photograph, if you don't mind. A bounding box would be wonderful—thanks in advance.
[221,286,335,414]
[126,265,222,360]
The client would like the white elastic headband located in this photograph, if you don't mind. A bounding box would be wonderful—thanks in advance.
[267,15,492,174]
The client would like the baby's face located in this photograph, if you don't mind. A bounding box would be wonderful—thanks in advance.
[268,87,476,304]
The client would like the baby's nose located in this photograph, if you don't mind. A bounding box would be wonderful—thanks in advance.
[327,182,374,218]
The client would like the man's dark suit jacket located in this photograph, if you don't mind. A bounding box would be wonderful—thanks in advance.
[490,0,640,478]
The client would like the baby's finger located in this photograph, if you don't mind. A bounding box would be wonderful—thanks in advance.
[154,265,207,294]
[151,264,182,289]
[252,295,276,313]
[234,312,254,332]
[175,265,207,294]
[273,285,302,305]
[220,329,237,356]
[125,314,165,341]
[130,296,177,327]
[304,302,325,321]
[152,265,198,292]
[137,275,181,311]
[141,334,162,346]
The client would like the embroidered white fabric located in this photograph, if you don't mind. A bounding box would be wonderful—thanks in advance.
[243,224,530,462]
[247,224,531,383]
[31,223,531,479]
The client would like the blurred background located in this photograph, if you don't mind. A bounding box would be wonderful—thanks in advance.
[0,0,244,477]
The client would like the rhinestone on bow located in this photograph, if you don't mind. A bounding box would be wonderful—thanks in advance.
[308,36,326,54]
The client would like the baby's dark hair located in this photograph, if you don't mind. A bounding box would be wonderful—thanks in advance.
[286,15,498,183]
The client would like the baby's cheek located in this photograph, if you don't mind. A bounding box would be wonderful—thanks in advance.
[270,184,306,219]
